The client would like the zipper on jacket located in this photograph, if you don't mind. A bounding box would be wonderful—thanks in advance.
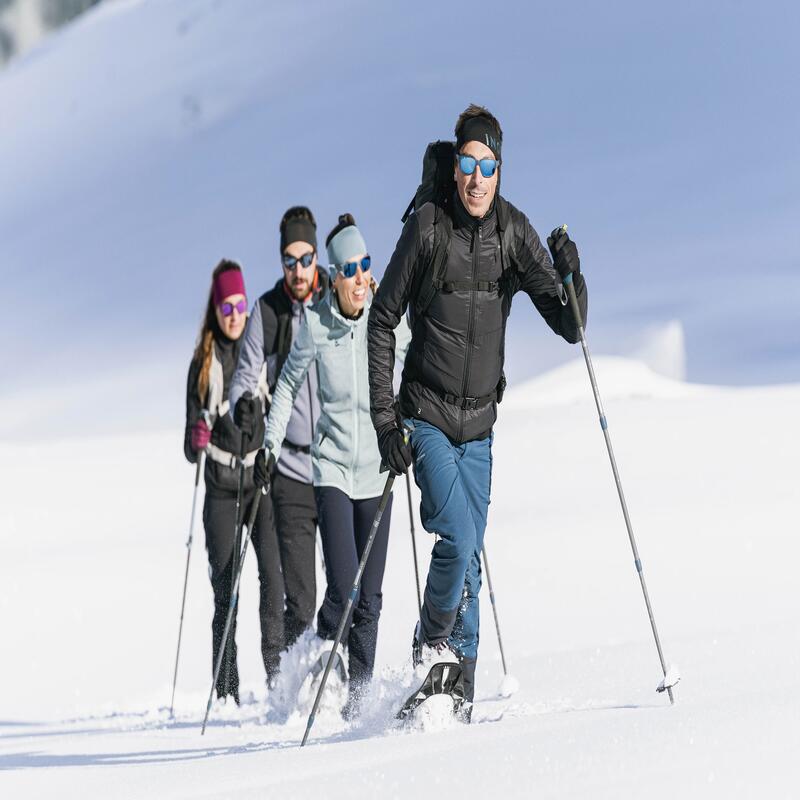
[350,326,358,497]
[459,220,481,441]
[306,371,314,480]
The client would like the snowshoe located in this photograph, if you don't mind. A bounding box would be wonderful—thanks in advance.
[396,661,466,721]
[296,646,348,713]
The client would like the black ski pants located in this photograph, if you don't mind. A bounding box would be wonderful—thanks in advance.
[315,486,393,697]
[204,485,283,696]
[270,471,318,647]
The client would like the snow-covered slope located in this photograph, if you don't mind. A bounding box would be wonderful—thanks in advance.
[2,357,798,797]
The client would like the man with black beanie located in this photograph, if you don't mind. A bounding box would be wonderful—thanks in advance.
[368,104,588,719]
[230,206,329,685]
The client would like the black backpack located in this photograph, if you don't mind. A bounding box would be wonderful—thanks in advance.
[401,140,518,321]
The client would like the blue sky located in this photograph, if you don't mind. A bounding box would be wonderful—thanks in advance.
[1,0,798,415]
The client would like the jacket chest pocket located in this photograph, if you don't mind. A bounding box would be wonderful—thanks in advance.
[317,335,353,400]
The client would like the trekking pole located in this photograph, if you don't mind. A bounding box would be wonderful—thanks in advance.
[556,225,678,703]
[221,436,248,698]
[301,472,395,747]
[169,410,210,717]
[201,483,268,735]
[405,471,422,617]
[316,534,327,575]
[481,544,508,676]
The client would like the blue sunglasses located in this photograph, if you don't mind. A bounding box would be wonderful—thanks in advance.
[457,154,500,178]
[336,255,371,278]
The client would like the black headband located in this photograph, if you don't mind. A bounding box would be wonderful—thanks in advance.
[456,116,502,160]
[280,218,317,253]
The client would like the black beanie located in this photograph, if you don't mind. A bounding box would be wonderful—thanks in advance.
[280,218,317,254]
[456,116,502,160]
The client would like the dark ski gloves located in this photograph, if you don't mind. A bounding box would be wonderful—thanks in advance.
[234,392,266,451]
[377,426,413,476]
[253,449,276,491]
[547,227,581,281]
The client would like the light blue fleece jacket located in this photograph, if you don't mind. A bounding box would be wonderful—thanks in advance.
[265,290,411,499]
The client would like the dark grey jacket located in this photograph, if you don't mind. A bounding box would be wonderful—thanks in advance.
[368,193,588,444]
[230,274,328,483]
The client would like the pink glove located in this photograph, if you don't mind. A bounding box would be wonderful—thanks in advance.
[191,418,211,452]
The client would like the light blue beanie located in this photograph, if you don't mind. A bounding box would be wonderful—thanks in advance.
[326,223,367,268]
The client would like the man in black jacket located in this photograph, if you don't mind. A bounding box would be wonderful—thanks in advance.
[368,104,588,715]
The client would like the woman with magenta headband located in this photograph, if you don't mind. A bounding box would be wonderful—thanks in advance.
[184,260,277,704]
[254,215,411,717]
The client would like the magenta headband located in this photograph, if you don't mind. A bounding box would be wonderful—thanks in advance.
[213,269,246,305]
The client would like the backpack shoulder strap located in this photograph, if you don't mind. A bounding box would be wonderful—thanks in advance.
[206,345,225,425]
[412,205,452,320]
[495,196,518,274]
[261,282,293,356]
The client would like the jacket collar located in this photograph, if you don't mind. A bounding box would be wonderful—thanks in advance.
[451,190,496,231]
[327,286,374,328]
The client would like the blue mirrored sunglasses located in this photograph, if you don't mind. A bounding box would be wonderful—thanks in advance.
[337,255,371,278]
[282,251,315,270]
[457,154,500,178]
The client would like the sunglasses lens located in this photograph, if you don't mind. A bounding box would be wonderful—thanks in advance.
[283,252,314,269]
[479,158,497,178]
[459,155,477,175]
[220,299,247,316]
[361,256,371,271]
[341,262,356,278]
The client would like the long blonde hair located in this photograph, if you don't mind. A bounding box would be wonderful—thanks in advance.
[192,259,243,404]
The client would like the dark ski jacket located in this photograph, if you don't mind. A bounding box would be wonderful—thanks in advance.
[230,272,329,484]
[185,328,260,494]
[368,193,588,444]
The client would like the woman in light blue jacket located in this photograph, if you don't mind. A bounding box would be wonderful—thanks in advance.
[254,213,410,715]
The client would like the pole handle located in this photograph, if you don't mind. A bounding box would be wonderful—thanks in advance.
[564,276,585,331]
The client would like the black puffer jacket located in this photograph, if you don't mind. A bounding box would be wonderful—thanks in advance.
[368,193,588,444]
[184,328,263,494]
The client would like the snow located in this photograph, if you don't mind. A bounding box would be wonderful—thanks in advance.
[657,664,681,694]
[2,355,799,797]
[496,673,520,699]
[630,320,688,382]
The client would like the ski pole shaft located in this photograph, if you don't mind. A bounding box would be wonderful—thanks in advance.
[222,439,248,697]
[562,259,675,704]
[481,544,508,676]
[170,410,210,717]
[301,473,395,747]
[405,471,422,617]
[201,484,267,735]
[316,534,326,574]
[169,450,205,717]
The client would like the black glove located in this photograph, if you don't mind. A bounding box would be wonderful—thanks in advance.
[377,426,412,476]
[253,449,275,492]
[234,391,261,439]
[547,227,581,281]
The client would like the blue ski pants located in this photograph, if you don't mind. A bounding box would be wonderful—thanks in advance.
[404,418,492,662]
